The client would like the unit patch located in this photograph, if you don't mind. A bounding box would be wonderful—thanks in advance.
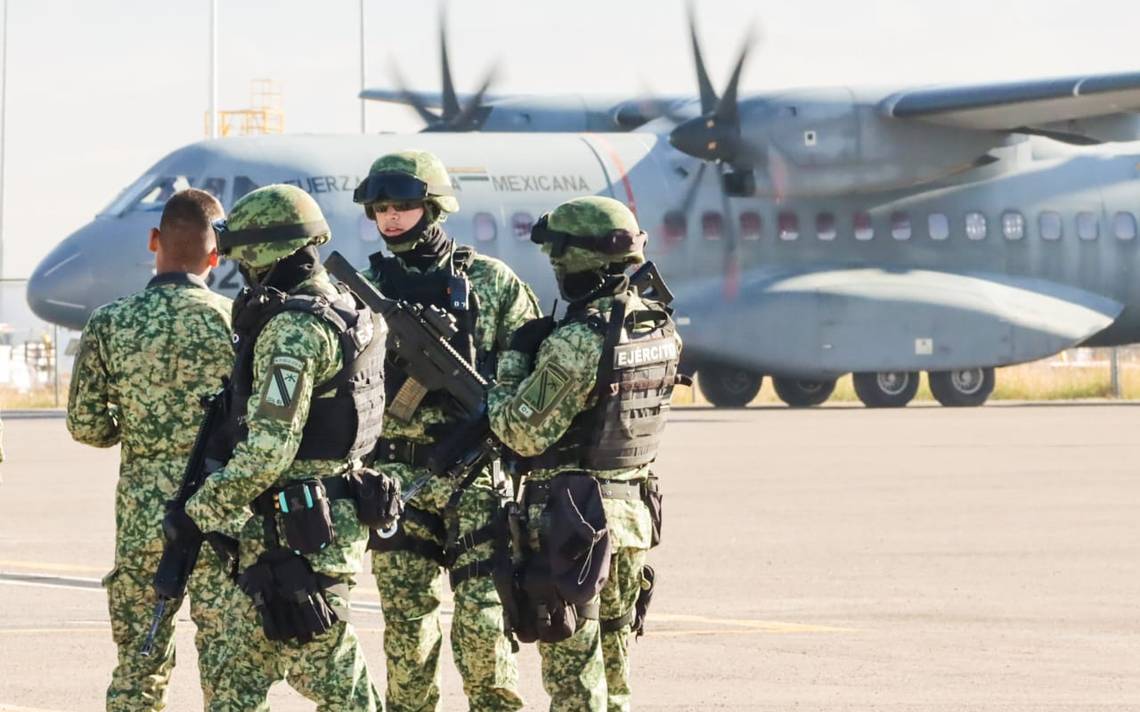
[517,361,573,424]
[257,354,306,420]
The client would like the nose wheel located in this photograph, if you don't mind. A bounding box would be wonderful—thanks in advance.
[697,365,763,408]
[853,371,920,408]
[928,367,995,407]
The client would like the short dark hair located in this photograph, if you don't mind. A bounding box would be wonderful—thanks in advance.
[157,188,224,265]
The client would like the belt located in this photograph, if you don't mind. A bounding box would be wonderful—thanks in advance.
[373,438,434,468]
[250,475,353,517]
[524,474,646,506]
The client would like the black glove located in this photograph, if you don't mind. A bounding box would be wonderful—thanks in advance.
[508,316,555,357]
[347,468,403,529]
[161,505,203,553]
[238,549,339,644]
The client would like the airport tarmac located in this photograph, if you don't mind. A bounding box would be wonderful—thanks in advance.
[0,404,1137,711]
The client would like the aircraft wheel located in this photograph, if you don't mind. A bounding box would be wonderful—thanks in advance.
[697,366,763,408]
[771,376,836,408]
[928,367,994,407]
[853,371,920,408]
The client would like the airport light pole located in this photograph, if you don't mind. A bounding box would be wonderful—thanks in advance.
[0,0,8,277]
[359,0,367,133]
[208,0,218,139]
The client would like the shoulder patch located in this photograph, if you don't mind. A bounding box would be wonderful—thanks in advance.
[256,354,307,420]
[516,361,573,425]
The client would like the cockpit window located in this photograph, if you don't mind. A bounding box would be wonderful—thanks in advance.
[199,177,226,201]
[135,176,192,210]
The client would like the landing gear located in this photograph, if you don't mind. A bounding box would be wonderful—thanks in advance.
[771,376,836,407]
[928,367,994,407]
[697,365,763,408]
[853,371,920,408]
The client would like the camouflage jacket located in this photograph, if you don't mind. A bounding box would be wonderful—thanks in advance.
[185,270,372,577]
[365,243,540,444]
[489,289,681,549]
[67,273,233,564]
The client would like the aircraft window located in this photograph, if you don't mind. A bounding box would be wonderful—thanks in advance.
[100,173,156,216]
[511,212,534,240]
[1039,211,1062,241]
[890,212,912,241]
[663,211,687,244]
[854,211,873,241]
[778,212,799,241]
[1001,211,1025,241]
[965,212,987,241]
[1113,212,1137,240]
[928,213,949,241]
[702,212,723,240]
[135,176,192,211]
[200,177,226,201]
[1077,211,1099,241]
[739,211,762,240]
[816,213,836,241]
[474,212,497,242]
[233,176,259,203]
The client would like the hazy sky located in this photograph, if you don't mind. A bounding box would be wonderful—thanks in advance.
[2,0,1139,278]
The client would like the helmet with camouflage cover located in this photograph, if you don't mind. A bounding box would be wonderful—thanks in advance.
[354,149,459,220]
[218,184,331,271]
[532,196,647,274]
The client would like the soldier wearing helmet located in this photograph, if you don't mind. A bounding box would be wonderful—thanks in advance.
[353,150,535,711]
[178,184,392,710]
[487,196,682,711]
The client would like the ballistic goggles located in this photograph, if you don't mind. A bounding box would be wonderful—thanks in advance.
[352,172,453,206]
[529,213,648,258]
[212,218,330,254]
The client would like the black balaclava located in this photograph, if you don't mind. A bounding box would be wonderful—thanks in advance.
[240,245,322,291]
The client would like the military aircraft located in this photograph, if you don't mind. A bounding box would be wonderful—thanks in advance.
[26,12,1140,409]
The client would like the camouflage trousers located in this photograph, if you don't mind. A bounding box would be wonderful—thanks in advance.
[204,584,379,711]
[104,548,237,712]
[539,547,649,712]
[372,474,523,712]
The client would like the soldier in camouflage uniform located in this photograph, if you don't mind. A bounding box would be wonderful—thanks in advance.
[67,188,237,711]
[179,184,386,710]
[488,196,680,712]
[354,150,535,711]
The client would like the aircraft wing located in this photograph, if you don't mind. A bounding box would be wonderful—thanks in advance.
[359,87,504,108]
[676,268,1123,378]
[882,71,1140,142]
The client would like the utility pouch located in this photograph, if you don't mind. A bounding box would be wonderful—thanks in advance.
[643,474,663,548]
[237,549,338,644]
[632,564,655,638]
[276,480,335,555]
[520,561,581,643]
[347,467,402,529]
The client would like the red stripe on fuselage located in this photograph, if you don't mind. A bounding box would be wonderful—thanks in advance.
[588,134,637,217]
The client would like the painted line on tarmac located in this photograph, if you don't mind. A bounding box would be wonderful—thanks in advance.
[0,572,103,591]
[0,704,73,712]
[0,559,106,574]
[652,612,857,633]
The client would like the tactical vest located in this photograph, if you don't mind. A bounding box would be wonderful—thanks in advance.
[532,289,680,471]
[215,281,387,463]
[369,246,484,401]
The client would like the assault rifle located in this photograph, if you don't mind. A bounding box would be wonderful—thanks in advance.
[140,389,226,656]
[324,252,498,520]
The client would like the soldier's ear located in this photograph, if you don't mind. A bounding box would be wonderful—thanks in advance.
[148,228,160,254]
[207,247,220,268]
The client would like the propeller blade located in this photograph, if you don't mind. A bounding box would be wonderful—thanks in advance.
[439,13,461,121]
[715,29,756,125]
[390,61,443,127]
[687,3,719,114]
[679,161,707,215]
[716,163,741,300]
[448,65,499,131]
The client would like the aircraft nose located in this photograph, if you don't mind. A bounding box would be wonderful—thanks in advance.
[27,219,150,330]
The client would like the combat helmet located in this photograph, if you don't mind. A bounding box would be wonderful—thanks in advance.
[531,196,647,274]
[353,149,459,220]
[216,184,330,271]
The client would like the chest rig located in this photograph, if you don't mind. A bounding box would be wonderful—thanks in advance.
[531,286,680,471]
[369,246,483,414]
[217,279,387,463]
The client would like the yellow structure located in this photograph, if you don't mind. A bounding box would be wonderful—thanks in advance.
[209,79,285,137]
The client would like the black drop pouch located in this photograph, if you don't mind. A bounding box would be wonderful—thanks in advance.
[644,474,663,548]
[277,480,335,555]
